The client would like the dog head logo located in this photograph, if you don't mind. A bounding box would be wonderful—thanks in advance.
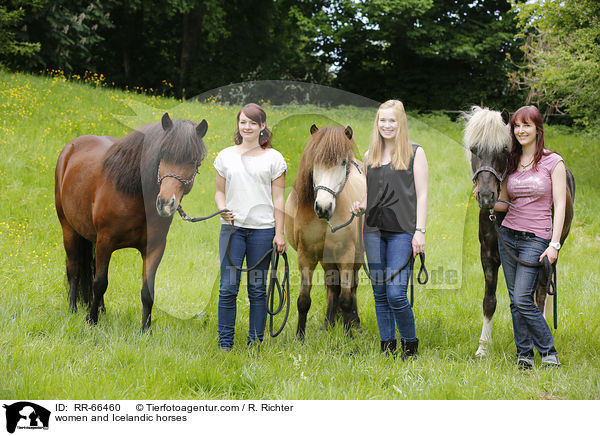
[3,402,51,433]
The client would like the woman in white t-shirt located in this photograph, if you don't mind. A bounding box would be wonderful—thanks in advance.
[213,103,286,350]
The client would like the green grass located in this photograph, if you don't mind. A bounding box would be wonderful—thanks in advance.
[1,70,599,400]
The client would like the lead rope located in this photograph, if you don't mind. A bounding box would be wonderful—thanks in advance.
[354,212,428,306]
[178,204,290,337]
[491,214,558,329]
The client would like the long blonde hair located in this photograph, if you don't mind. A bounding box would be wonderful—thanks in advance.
[367,100,412,170]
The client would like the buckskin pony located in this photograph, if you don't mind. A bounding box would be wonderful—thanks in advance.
[285,124,366,339]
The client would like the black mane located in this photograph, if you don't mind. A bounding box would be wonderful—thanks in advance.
[103,120,206,197]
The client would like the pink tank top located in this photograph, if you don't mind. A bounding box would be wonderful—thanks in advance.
[502,151,563,240]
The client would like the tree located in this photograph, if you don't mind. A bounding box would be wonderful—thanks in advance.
[312,0,521,110]
[510,0,600,128]
[0,1,42,66]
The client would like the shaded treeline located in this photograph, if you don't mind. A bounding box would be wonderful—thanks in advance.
[1,0,523,109]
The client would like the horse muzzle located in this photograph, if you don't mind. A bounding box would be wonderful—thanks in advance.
[477,190,497,210]
[156,193,179,217]
[314,199,334,220]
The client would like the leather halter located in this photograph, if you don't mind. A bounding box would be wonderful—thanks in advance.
[157,162,198,186]
[313,160,361,198]
[471,165,506,185]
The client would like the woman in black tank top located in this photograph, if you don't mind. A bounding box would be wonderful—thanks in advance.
[351,100,429,360]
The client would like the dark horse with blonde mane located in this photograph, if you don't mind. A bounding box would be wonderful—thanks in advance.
[55,113,208,331]
[285,124,366,339]
[463,106,575,356]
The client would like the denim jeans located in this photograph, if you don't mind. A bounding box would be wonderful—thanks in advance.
[498,226,557,358]
[364,231,416,342]
[218,225,274,349]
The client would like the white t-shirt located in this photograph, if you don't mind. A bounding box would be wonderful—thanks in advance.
[214,146,287,229]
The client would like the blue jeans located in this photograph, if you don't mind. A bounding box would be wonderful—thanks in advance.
[364,231,416,342]
[218,225,274,349]
[498,226,557,358]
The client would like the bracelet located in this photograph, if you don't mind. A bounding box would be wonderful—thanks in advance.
[415,228,426,233]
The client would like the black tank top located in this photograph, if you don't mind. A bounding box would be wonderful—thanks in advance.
[364,144,420,234]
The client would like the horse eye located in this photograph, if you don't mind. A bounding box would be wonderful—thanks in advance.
[341,159,347,166]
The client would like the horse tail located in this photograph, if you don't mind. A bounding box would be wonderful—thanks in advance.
[65,238,96,307]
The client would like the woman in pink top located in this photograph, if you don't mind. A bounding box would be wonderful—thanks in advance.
[495,105,567,369]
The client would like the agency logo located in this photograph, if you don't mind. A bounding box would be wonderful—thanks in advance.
[3,402,50,433]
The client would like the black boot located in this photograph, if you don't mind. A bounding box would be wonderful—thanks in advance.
[401,338,419,361]
[380,339,397,358]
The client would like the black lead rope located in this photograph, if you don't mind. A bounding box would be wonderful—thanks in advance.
[491,214,558,329]
[178,204,290,337]
[348,212,428,307]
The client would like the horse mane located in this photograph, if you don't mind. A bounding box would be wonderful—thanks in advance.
[103,120,206,197]
[294,125,356,207]
[463,106,510,160]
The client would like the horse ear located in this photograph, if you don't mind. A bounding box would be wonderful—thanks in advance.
[345,126,353,140]
[162,113,173,131]
[501,109,510,125]
[310,124,319,135]
[196,119,208,138]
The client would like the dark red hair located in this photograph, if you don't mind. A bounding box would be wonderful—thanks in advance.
[508,105,553,174]
[233,103,272,148]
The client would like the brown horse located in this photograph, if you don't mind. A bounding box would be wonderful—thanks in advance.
[463,106,575,356]
[285,124,366,339]
[55,113,208,331]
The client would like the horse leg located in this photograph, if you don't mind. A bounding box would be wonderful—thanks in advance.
[350,268,361,331]
[338,265,357,337]
[296,253,317,340]
[476,216,501,357]
[322,264,340,330]
[140,244,166,333]
[61,224,85,313]
[86,239,112,326]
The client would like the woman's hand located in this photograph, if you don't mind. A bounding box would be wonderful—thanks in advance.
[350,199,366,215]
[273,233,286,253]
[219,209,235,223]
[472,184,478,199]
[539,246,558,264]
[412,231,425,257]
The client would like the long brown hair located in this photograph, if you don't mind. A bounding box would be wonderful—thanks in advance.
[233,103,272,148]
[367,100,412,170]
[508,105,553,174]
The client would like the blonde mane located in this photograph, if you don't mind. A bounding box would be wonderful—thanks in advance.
[463,106,510,160]
[294,126,356,207]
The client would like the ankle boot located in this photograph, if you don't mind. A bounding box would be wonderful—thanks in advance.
[380,339,397,358]
[401,338,419,361]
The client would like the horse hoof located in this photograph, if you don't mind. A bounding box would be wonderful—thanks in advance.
[86,314,98,326]
[475,346,488,357]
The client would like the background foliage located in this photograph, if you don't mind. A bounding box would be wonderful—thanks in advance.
[1,0,526,111]
[510,0,600,129]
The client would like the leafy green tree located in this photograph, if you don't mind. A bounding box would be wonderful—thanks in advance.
[313,0,521,110]
[0,1,42,66]
[510,0,600,128]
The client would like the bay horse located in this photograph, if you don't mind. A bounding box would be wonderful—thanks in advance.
[285,124,366,339]
[55,113,208,331]
[463,106,575,356]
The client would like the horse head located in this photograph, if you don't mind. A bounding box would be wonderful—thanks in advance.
[308,124,355,220]
[463,106,510,210]
[155,113,208,217]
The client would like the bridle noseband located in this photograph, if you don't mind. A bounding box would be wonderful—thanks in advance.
[313,160,361,198]
[471,165,506,186]
[157,162,198,187]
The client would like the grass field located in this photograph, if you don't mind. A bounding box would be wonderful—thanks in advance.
[1,70,599,400]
